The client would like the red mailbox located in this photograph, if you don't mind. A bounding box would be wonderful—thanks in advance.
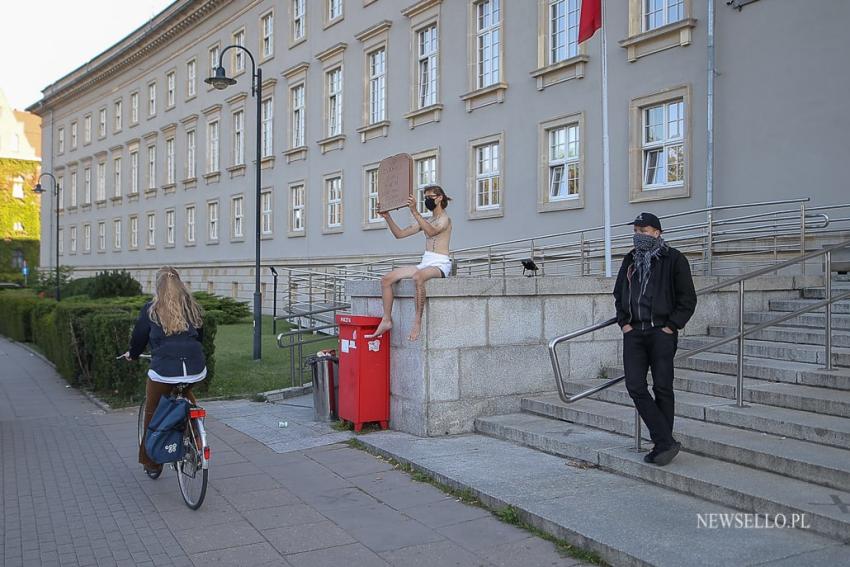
[335,315,391,432]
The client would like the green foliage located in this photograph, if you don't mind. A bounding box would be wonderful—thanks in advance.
[192,291,251,324]
[90,270,142,298]
[83,311,147,402]
[35,265,74,294]
[0,158,41,268]
[0,272,24,285]
[0,289,39,340]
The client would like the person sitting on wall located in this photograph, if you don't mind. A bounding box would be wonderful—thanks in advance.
[366,185,452,342]
[614,212,697,466]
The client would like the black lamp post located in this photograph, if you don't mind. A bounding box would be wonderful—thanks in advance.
[33,172,60,301]
[206,46,264,360]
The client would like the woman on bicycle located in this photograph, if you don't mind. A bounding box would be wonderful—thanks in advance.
[122,266,206,475]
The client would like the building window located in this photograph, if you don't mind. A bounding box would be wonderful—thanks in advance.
[232,196,244,238]
[233,29,245,72]
[261,12,274,58]
[166,209,175,245]
[548,124,580,201]
[148,82,156,116]
[70,171,78,207]
[414,154,437,215]
[208,202,219,240]
[290,183,305,233]
[113,219,122,250]
[209,45,220,77]
[473,140,501,211]
[368,48,386,124]
[113,157,122,197]
[207,120,220,173]
[327,0,343,24]
[261,98,273,157]
[84,115,92,144]
[233,110,244,166]
[12,176,24,199]
[58,228,64,255]
[84,167,92,203]
[292,0,306,43]
[644,0,684,31]
[166,72,176,107]
[147,145,157,189]
[186,129,197,179]
[71,122,78,148]
[417,25,438,108]
[147,213,156,247]
[98,108,106,138]
[57,176,64,208]
[70,226,78,253]
[130,92,139,124]
[549,0,578,64]
[114,100,123,131]
[84,224,91,252]
[291,84,305,147]
[166,137,176,185]
[129,151,139,194]
[261,191,273,235]
[642,98,685,190]
[98,222,106,251]
[96,162,106,201]
[326,68,342,137]
[186,205,196,243]
[187,59,197,98]
[475,0,501,89]
[129,216,138,249]
[58,127,65,153]
[11,249,24,268]
[366,167,381,224]
[325,176,342,229]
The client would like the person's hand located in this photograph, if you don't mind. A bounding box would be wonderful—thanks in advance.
[661,326,674,334]
[622,324,633,334]
[118,351,131,360]
[407,195,418,213]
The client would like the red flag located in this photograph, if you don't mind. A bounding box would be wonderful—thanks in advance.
[578,0,602,43]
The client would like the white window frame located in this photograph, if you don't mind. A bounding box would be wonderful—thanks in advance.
[231,196,244,239]
[207,120,220,174]
[70,225,78,253]
[233,110,244,166]
[641,98,685,191]
[84,167,92,204]
[187,59,197,98]
[538,112,584,212]
[129,150,139,194]
[365,166,382,225]
[290,83,305,148]
[166,71,176,108]
[58,228,64,255]
[292,0,306,44]
[58,127,65,153]
[130,92,139,124]
[368,48,386,124]
[261,98,274,157]
[474,0,501,89]
[325,175,343,231]
[261,11,275,59]
[70,170,78,207]
[114,100,123,132]
[417,24,438,109]
[147,145,157,190]
[97,221,106,251]
[113,219,122,250]
[186,205,196,243]
[326,67,343,137]
[146,213,156,248]
[209,45,221,79]
[414,153,438,216]
[129,216,138,249]
[289,182,305,235]
[71,122,77,148]
[326,0,343,26]
[96,162,106,202]
[83,223,91,252]
[84,115,92,144]
[148,82,157,116]
[548,0,579,65]
[186,129,197,179]
[643,0,685,32]
[98,108,107,138]
[208,201,219,241]
[232,29,246,73]
[165,209,176,245]
[261,191,273,235]
[165,137,176,185]
[471,137,502,215]
[113,157,122,197]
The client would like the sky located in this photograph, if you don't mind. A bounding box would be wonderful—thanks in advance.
[1,0,175,111]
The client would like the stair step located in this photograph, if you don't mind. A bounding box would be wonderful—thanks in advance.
[678,336,850,368]
[521,395,850,493]
[770,298,850,314]
[674,351,850,391]
[709,324,850,349]
[475,412,850,543]
[803,285,850,300]
[359,430,846,567]
[743,310,850,331]
[563,380,850,450]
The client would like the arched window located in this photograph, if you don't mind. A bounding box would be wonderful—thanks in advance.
[11,249,25,269]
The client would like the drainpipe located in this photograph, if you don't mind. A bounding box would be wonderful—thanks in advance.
[706,0,716,274]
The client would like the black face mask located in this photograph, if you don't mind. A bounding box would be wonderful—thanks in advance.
[424,197,437,211]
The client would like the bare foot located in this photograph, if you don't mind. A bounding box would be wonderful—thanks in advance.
[407,321,422,342]
[366,319,392,339]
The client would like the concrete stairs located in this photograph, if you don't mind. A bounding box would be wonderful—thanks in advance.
[474,279,850,560]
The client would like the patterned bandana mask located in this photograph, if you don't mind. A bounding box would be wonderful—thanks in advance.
[632,233,667,298]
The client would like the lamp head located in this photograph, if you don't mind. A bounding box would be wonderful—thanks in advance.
[205,66,236,90]
[33,183,45,194]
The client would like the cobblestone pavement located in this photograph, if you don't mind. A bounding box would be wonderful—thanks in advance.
[0,336,589,567]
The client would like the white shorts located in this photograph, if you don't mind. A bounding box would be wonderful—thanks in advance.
[416,252,452,278]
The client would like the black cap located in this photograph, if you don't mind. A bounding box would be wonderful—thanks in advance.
[632,212,662,231]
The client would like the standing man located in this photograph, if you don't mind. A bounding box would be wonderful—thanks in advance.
[614,213,697,466]
[366,185,452,342]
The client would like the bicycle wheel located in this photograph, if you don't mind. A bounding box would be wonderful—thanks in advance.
[176,418,208,509]
[137,396,161,480]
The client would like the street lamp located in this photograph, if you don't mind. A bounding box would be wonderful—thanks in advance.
[33,172,61,301]
[206,45,264,360]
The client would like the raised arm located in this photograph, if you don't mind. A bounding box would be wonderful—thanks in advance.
[379,204,421,239]
[407,195,449,238]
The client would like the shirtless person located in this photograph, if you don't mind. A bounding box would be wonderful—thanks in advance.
[366,185,452,341]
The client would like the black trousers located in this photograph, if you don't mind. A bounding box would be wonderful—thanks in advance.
[623,327,678,448]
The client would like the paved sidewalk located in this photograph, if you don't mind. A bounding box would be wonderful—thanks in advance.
[0,336,588,567]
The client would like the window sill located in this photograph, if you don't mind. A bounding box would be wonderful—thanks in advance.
[185,241,196,247]
[317,134,345,154]
[182,178,198,190]
[95,199,107,208]
[323,226,344,235]
[357,120,390,143]
[185,95,197,103]
[630,184,689,203]
[228,164,247,178]
[206,240,220,246]
[110,196,123,204]
[284,146,308,163]
[81,204,92,211]
[289,37,307,50]
[323,16,344,30]
[460,83,508,112]
[530,55,590,91]
[162,183,177,194]
[144,188,157,198]
[203,172,221,184]
[288,230,306,238]
[619,18,697,63]
[67,206,78,212]
[261,233,274,241]
[261,156,275,169]
[362,221,386,231]
[231,237,246,243]
[165,243,176,249]
[403,104,443,129]
[128,193,139,203]
[537,195,584,213]
[468,207,503,220]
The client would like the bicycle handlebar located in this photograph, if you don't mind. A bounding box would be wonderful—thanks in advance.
[116,353,151,359]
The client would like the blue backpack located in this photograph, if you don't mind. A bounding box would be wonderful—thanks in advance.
[145,395,190,464]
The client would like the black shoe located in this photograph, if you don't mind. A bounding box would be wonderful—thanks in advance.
[643,447,661,463]
[653,442,682,466]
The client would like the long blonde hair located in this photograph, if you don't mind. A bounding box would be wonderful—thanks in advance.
[148,266,204,335]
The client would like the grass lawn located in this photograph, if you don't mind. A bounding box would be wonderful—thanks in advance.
[207,315,338,399]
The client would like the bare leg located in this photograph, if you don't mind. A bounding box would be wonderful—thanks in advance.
[409,267,444,341]
[366,266,417,338]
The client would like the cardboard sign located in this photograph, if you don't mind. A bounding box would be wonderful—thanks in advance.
[377,153,413,213]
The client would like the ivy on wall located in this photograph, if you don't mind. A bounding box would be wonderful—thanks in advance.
[0,158,41,271]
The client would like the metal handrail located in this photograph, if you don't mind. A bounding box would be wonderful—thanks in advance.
[548,238,850,449]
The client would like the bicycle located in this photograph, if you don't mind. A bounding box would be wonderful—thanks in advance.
[125,354,210,510]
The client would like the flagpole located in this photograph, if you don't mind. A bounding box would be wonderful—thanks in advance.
[601,0,612,277]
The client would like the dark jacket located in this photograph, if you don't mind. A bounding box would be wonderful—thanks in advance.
[129,302,206,377]
[613,246,697,331]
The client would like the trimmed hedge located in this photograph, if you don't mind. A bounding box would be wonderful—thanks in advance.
[0,290,40,341]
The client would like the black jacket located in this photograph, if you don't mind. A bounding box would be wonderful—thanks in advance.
[613,246,697,331]
[129,302,206,377]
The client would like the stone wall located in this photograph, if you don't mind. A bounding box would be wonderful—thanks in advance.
[347,274,822,437]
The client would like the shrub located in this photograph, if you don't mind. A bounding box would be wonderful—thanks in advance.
[34,265,74,294]
[0,290,39,341]
[90,270,143,299]
[0,272,25,285]
[64,277,96,298]
[85,311,147,403]
[192,292,251,324]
